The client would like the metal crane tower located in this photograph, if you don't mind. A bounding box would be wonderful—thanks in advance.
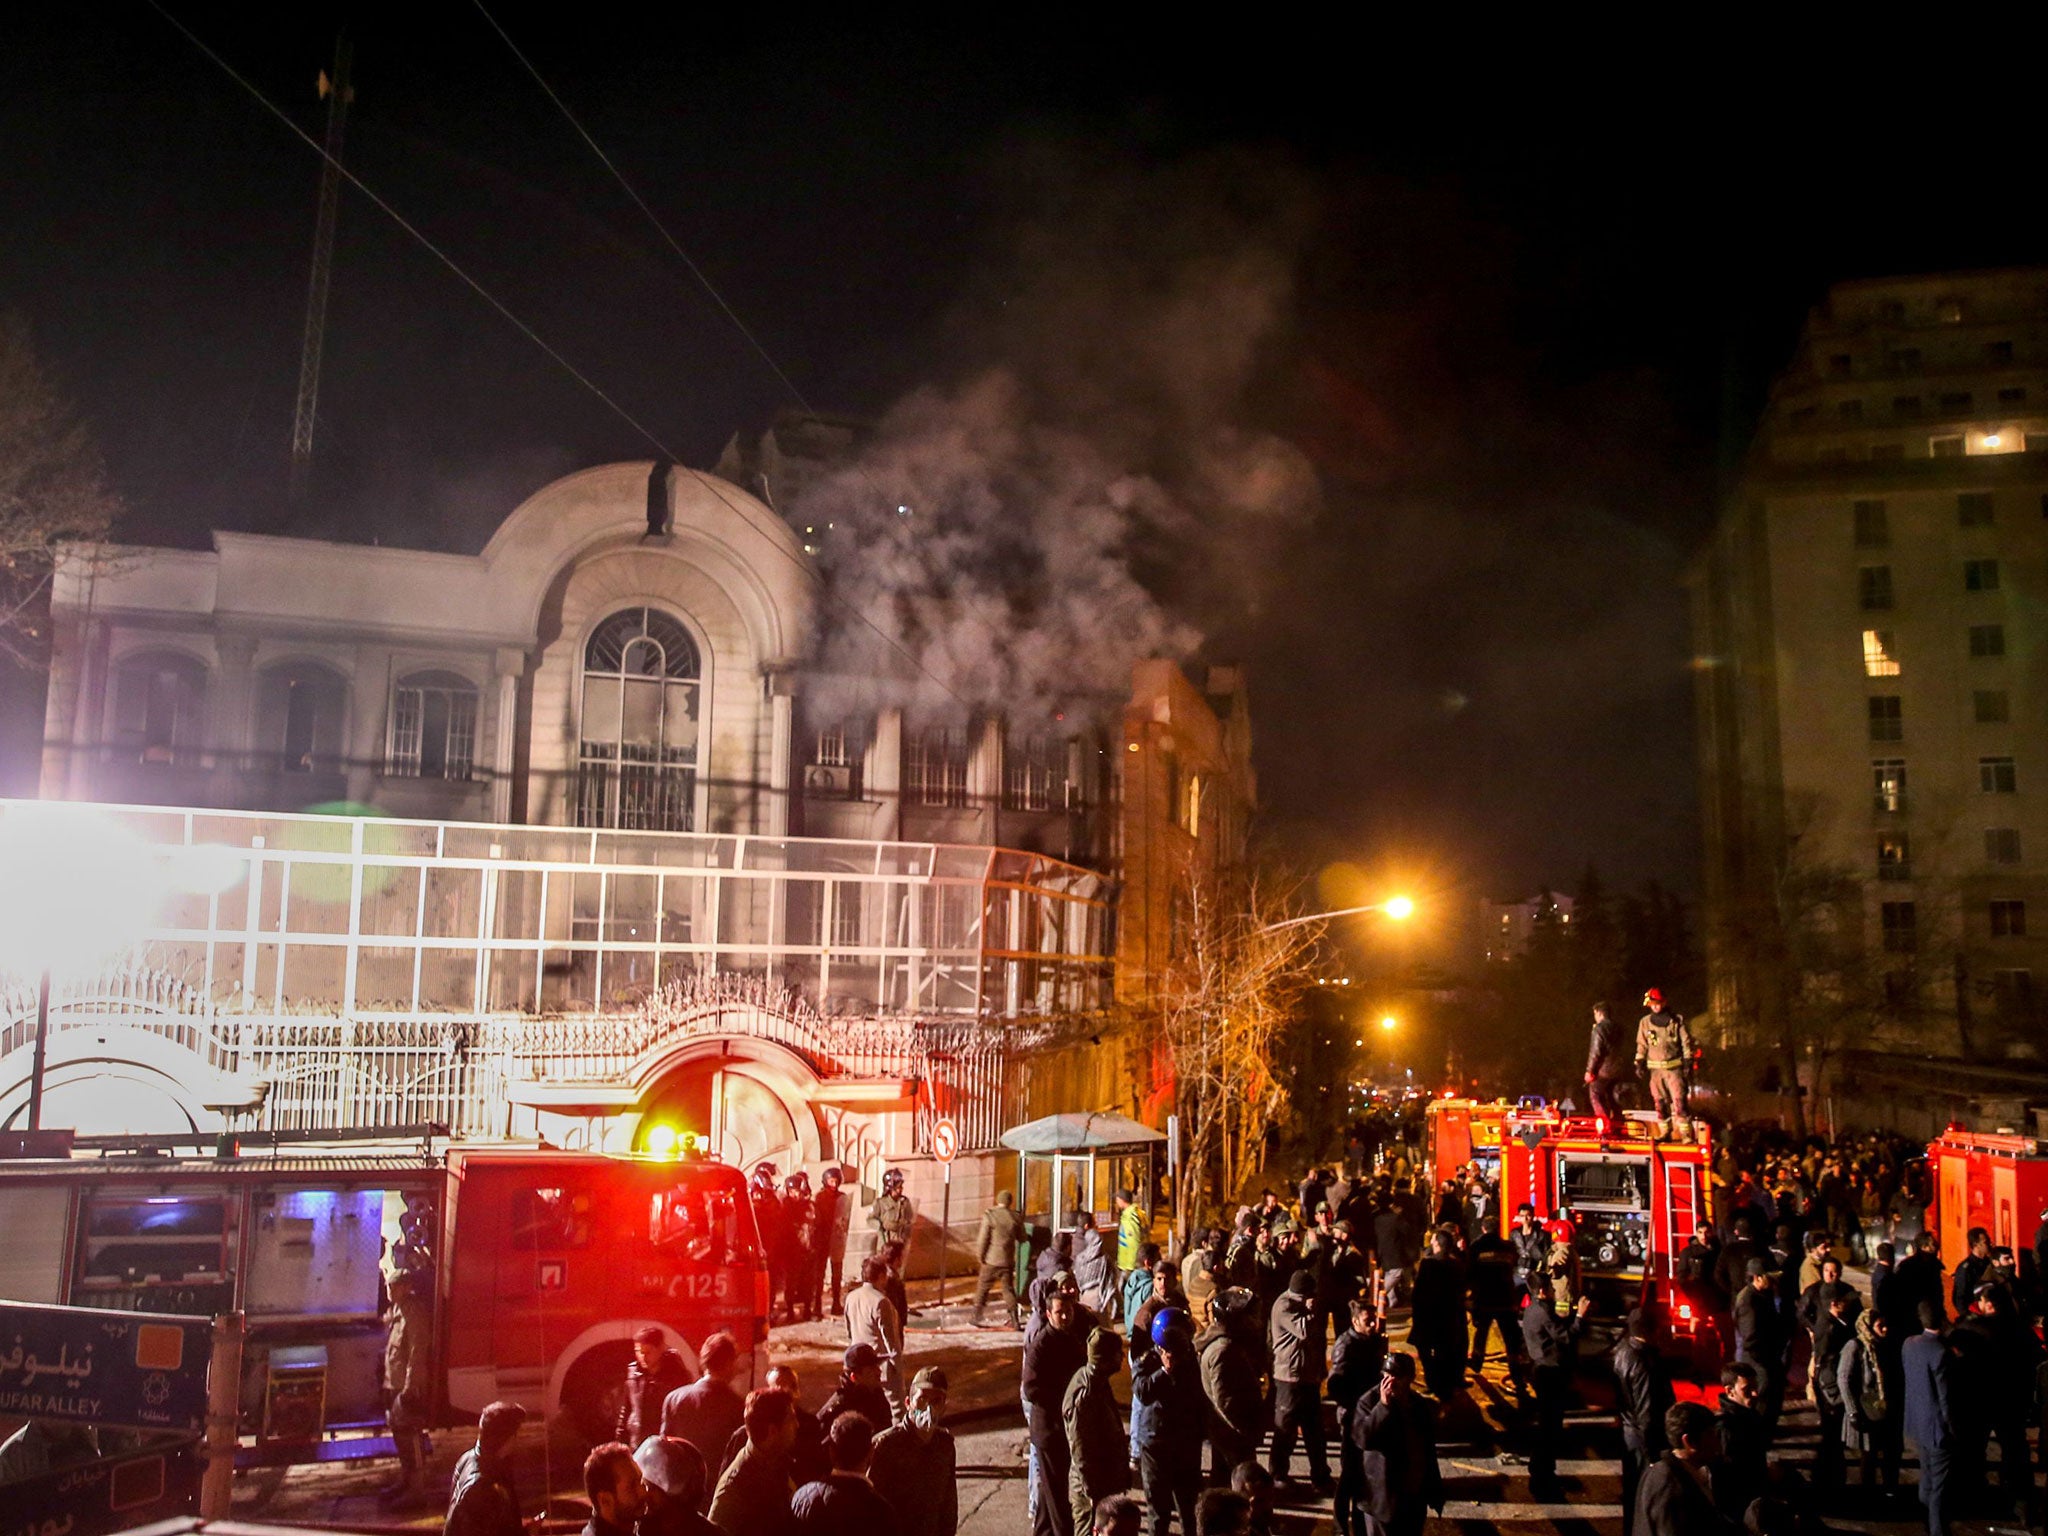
[289,36,353,503]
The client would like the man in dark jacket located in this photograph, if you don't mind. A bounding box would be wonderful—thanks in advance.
[1951,1227,1993,1314]
[1901,1300,1954,1536]
[1133,1321,1206,1536]
[1064,1329,1128,1533]
[1025,1284,1091,1536]
[972,1190,1023,1328]
[1351,1352,1442,1536]
[1730,1261,1786,1429]
[620,1329,690,1448]
[1711,1216,1762,1306]
[1465,1227,1525,1395]
[1521,1288,1592,1498]
[1583,1001,1632,1123]
[632,1436,720,1536]
[1509,1204,1549,1299]
[789,1410,896,1533]
[1635,1401,1729,1536]
[707,1389,797,1536]
[660,1333,745,1469]
[1409,1229,1467,1400]
[1267,1270,1331,1490]
[870,1366,958,1536]
[1612,1311,1674,1536]
[1892,1232,1946,1329]
[444,1401,525,1536]
[580,1443,646,1536]
[1712,1364,1769,1524]
[1328,1299,1387,1536]
[1198,1287,1266,1481]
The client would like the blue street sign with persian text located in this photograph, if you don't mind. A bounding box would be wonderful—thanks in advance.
[0,1300,211,1434]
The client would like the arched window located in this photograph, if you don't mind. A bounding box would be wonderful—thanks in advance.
[256,662,348,775]
[388,670,480,780]
[110,650,208,765]
[577,607,701,830]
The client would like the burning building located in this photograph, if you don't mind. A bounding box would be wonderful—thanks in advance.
[12,453,1252,1248]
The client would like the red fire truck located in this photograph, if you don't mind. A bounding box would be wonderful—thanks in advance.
[1423,1096,1514,1189]
[0,1139,769,1458]
[1498,1105,1720,1365]
[1927,1126,2048,1275]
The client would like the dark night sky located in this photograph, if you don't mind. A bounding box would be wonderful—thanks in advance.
[4,11,2044,928]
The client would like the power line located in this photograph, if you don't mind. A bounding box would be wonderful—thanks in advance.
[143,0,683,466]
[469,6,1016,658]
[469,0,813,415]
[147,3,969,709]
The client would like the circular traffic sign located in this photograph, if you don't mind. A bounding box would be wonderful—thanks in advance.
[932,1117,958,1163]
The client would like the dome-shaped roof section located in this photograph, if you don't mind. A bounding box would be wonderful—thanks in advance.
[479,461,816,663]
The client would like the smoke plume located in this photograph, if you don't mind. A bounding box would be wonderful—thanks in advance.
[787,145,1322,722]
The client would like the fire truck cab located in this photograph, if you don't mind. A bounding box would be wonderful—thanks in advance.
[1423,1097,1513,1189]
[0,1141,770,1460]
[1927,1126,2048,1277]
[1499,1106,1719,1365]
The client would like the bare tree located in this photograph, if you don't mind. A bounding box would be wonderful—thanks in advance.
[1708,788,1968,1136]
[1148,863,1322,1242]
[0,316,120,663]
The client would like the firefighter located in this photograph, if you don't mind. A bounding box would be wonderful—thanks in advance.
[380,1199,436,1503]
[871,1166,915,1255]
[1582,1001,1631,1125]
[1633,989,1697,1138]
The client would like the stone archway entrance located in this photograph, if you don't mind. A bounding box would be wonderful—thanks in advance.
[633,1041,826,1176]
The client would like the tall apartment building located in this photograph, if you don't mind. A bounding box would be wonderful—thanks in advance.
[1690,269,2048,1065]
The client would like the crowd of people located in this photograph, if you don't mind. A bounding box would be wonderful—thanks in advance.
[416,1096,2048,1536]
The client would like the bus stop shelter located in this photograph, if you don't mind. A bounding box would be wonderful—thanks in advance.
[1001,1111,1165,1236]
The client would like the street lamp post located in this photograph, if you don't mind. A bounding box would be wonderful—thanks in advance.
[1260,895,1416,933]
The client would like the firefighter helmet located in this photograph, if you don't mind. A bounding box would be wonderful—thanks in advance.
[1642,988,1664,1007]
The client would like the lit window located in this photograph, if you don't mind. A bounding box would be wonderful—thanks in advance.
[1975,690,2010,724]
[1862,631,1900,677]
[387,671,479,781]
[1986,828,2022,865]
[1881,901,1917,952]
[1965,559,2001,593]
[1969,624,2006,658]
[1872,759,1907,814]
[1859,566,1894,610]
[576,606,701,832]
[1959,493,1995,527]
[1877,834,1911,882]
[1868,696,1903,742]
[1981,756,2018,794]
[1991,899,2028,938]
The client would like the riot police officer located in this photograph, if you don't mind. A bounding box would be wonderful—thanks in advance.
[781,1171,818,1321]
[751,1162,786,1317]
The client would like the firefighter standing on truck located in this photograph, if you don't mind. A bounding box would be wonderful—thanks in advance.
[1634,989,1696,1139]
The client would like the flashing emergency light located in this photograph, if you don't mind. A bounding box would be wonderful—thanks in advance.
[644,1123,680,1159]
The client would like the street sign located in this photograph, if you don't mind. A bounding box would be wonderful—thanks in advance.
[0,1300,212,1434]
[931,1118,958,1164]
[3,1437,203,1535]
